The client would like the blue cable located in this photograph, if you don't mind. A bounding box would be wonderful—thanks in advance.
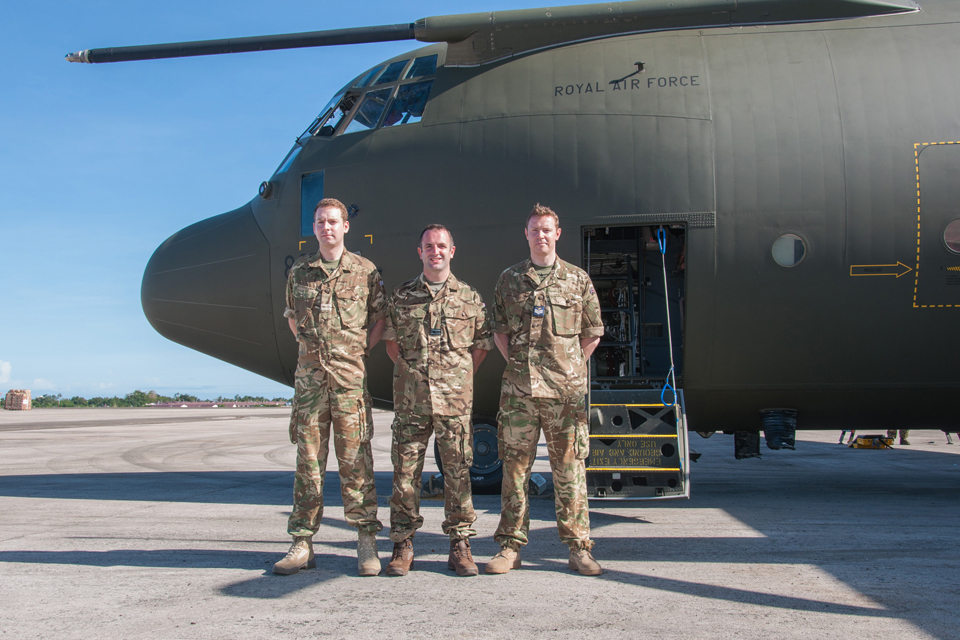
[660,368,677,406]
[657,226,677,407]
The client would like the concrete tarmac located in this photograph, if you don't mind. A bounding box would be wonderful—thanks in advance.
[0,408,957,640]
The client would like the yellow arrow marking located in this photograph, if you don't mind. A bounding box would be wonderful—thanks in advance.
[849,262,913,278]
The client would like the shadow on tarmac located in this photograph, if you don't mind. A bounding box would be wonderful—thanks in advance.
[1,437,958,638]
[0,470,398,505]
[0,549,275,570]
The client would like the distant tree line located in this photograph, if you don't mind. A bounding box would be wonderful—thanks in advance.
[2,390,291,409]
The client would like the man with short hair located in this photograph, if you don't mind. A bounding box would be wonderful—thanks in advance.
[382,224,492,576]
[485,204,605,576]
[275,197,386,577]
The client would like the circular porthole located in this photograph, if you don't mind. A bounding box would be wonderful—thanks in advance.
[944,219,960,254]
[772,233,806,267]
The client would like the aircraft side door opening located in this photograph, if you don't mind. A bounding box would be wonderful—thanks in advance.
[582,224,689,500]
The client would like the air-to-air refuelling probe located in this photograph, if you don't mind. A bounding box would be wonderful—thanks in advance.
[68,0,960,498]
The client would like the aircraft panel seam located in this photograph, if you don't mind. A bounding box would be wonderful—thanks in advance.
[822,31,848,267]
[150,318,264,346]
[695,19,960,40]
[455,113,713,124]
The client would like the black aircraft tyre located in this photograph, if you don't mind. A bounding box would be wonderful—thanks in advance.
[434,416,503,495]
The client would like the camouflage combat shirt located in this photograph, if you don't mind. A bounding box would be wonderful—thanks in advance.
[492,258,604,399]
[284,249,386,390]
[384,273,494,416]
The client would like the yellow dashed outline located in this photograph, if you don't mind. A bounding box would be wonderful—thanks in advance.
[913,141,960,309]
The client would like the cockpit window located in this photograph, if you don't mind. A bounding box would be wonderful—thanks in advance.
[353,66,384,88]
[313,93,359,137]
[374,60,410,85]
[306,50,440,140]
[342,88,392,135]
[405,55,438,79]
[381,81,434,128]
[319,90,346,117]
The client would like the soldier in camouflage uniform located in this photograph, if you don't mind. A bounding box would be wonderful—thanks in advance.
[382,224,493,577]
[887,429,910,445]
[274,197,386,577]
[485,204,605,576]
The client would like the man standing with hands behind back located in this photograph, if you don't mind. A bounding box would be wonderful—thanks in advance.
[485,204,605,576]
[382,224,492,577]
[275,197,386,577]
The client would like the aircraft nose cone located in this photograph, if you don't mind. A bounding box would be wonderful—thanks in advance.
[141,202,284,383]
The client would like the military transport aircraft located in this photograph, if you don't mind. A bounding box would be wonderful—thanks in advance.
[67,0,960,496]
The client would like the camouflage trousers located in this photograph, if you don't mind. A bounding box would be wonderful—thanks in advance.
[389,412,477,542]
[494,394,593,551]
[287,364,382,538]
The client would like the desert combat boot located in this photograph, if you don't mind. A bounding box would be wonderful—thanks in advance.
[447,539,479,577]
[357,532,381,577]
[273,536,315,575]
[484,546,521,574]
[385,539,414,576]
[568,548,602,576]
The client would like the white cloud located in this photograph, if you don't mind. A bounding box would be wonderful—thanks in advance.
[32,378,56,390]
[0,361,10,384]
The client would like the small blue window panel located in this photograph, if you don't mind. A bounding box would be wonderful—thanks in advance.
[405,55,438,79]
[300,171,325,237]
[374,60,409,85]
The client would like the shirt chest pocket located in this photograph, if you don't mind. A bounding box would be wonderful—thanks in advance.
[504,292,531,333]
[335,287,366,328]
[293,285,320,326]
[445,304,478,350]
[548,292,582,337]
[398,306,426,350]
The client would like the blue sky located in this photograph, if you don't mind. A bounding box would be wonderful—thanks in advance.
[0,0,521,399]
